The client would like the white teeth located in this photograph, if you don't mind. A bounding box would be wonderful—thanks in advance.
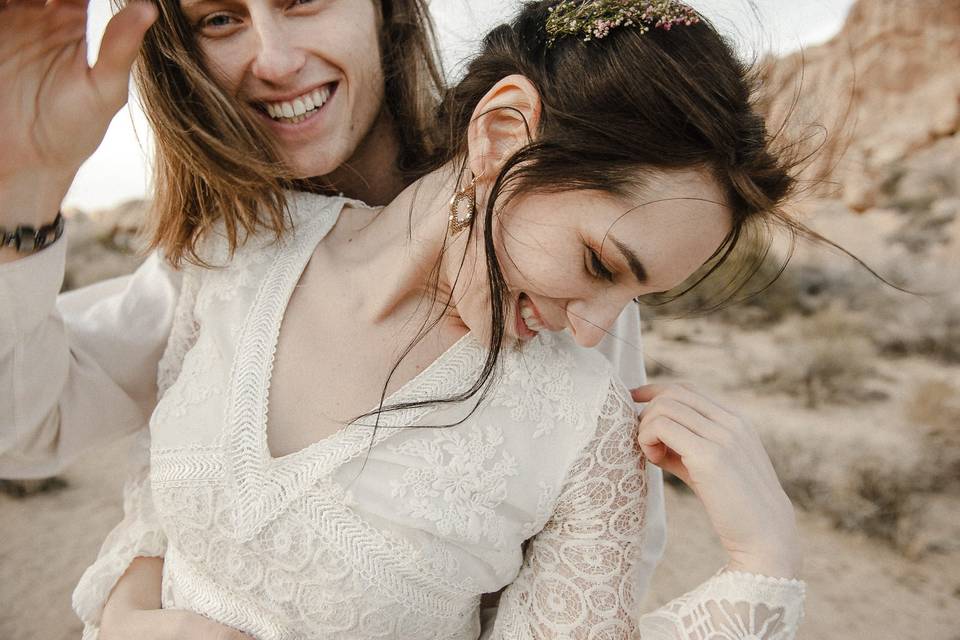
[262,84,333,122]
[519,298,544,333]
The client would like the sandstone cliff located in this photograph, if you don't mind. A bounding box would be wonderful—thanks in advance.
[759,0,960,210]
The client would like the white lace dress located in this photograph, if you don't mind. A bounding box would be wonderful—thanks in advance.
[72,193,805,639]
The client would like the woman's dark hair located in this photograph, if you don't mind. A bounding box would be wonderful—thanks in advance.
[357,0,831,430]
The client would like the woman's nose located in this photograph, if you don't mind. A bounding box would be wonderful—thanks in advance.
[566,299,625,349]
[250,22,306,83]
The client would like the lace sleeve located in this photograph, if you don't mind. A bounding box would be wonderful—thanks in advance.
[72,428,166,640]
[636,568,805,639]
[483,381,806,639]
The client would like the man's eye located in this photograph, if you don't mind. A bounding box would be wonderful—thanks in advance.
[199,13,237,29]
[586,247,614,282]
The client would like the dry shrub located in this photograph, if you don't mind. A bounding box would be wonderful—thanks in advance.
[907,378,960,491]
[869,291,960,364]
[840,463,926,550]
[763,432,921,551]
[758,307,879,408]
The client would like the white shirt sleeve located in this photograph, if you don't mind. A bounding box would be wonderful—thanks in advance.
[595,304,668,596]
[0,236,181,478]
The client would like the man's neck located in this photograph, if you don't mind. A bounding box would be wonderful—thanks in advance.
[316,107,409,206]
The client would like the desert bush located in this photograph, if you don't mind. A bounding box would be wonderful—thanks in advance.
[757,307,879,408]
[907,378,960,491]
[763,432,924,552]
[868,289,960,364]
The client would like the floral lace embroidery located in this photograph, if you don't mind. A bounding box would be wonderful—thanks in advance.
[389,423,520,547]
[518,481,556,539]
[152,335,223,425]
[154,478,482,640]
[489,333,588,439]
[156,267,200,397]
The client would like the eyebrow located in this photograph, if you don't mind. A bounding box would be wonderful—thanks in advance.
[609,237,648,285]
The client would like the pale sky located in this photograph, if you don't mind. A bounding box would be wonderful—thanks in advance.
[65,0,855,211]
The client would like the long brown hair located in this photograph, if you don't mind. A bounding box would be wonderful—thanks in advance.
[124,0,445,266]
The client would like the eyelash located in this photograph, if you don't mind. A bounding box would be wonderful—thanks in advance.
[199,13,235,29]
[585,247,614,282]
[586,246,645,306]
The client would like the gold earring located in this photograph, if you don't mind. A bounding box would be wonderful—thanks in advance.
[449,170,482,236]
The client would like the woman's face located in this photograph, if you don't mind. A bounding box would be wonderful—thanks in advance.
[454,168,733,347]
[179,0,386,178]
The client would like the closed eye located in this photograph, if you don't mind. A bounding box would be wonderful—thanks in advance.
[585,246,614,282]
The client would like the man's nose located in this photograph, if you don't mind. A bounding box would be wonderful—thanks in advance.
[251,21,306,83]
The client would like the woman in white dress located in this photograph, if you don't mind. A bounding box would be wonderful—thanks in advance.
[1,0,809,638]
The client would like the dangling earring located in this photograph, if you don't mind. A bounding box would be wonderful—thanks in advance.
[449,170,483,236]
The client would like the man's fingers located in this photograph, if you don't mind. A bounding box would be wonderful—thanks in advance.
[90,1,156,104]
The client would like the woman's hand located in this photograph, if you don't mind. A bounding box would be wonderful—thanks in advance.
[99,557,256,640]
[0,0,156,224]
[632,383,802,578]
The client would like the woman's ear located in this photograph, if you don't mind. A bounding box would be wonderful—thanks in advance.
[466,74,542,180]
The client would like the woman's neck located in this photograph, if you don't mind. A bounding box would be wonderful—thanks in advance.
[322,165,468,330]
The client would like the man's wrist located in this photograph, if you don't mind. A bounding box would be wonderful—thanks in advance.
[0,167,75,228]
[0,212,65,253]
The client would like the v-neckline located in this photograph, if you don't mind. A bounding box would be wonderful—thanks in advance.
[222,192,485,541]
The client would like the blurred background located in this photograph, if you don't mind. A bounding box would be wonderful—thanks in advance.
[2,0,958,638]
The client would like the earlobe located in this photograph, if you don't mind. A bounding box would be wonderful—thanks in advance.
[466,74,543,179]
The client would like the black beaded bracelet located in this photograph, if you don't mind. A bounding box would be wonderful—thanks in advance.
[0,212,65,254]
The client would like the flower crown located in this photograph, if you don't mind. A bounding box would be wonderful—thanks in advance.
[545,0,700,47]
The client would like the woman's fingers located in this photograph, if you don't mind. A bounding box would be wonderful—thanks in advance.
[640,396,729,442]
[91,1,157,106]
[636,413,707,484]
[632,382,740,426]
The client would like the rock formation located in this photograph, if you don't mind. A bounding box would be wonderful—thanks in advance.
[758,0,960,210]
